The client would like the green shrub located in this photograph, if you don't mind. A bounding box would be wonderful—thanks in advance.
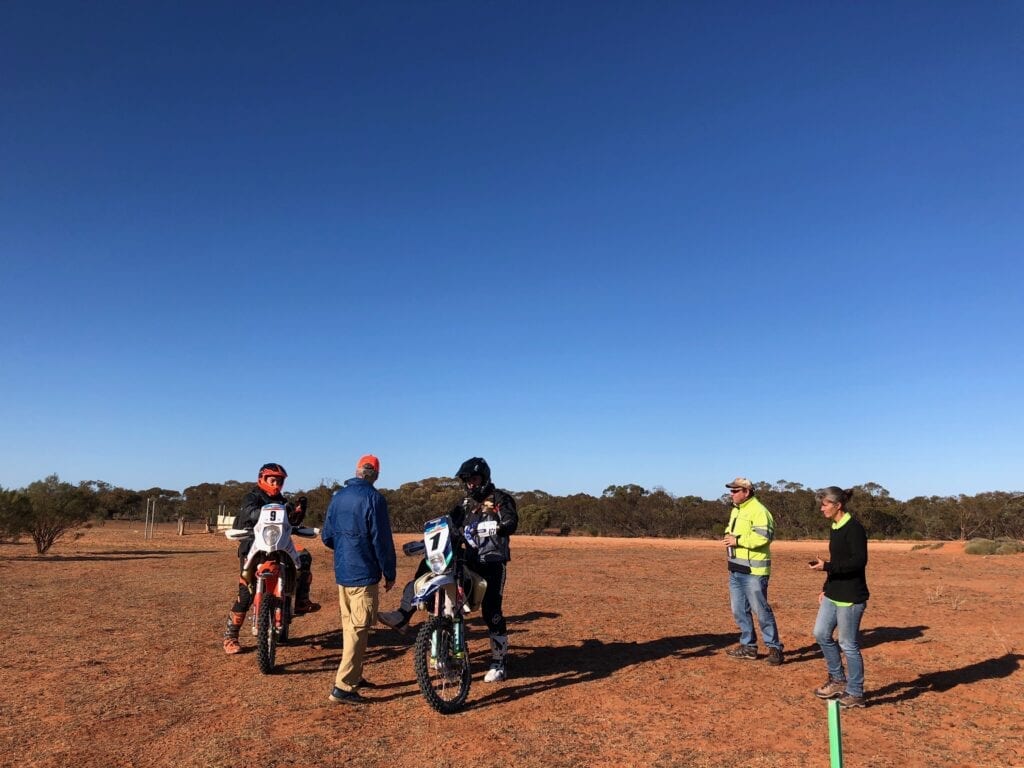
[963,538,1023,555]
[964,538,997,555]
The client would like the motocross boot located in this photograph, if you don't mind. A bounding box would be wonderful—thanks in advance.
[294,571,321,615]
[484,634,508,682]
[223,611,245,654]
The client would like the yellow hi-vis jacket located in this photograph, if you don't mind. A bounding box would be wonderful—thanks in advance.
[725,495,775,576]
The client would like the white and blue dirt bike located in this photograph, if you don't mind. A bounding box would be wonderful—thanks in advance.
[226,503,319,674]
[405,514,490,714]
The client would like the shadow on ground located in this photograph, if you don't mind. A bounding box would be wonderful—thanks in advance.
[868,653,1023,705]
[469,631,736,709]
[782,624,930,663]
[12,549,219,561]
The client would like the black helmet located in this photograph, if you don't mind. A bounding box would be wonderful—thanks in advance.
[456,457,490,484]
[456,457,492,501]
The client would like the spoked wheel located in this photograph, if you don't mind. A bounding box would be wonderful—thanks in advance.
[256,594,279,674]
[414,614,471,714]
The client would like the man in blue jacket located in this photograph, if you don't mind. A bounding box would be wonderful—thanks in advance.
[321,454,396,705]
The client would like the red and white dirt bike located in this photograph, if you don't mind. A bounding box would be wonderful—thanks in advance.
[226,503,319,674]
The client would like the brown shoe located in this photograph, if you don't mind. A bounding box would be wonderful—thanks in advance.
[838,693,866,709]
[814,677,846,699]
[766,647,784,666]
[726,644,757,660]
[223,637,242,654]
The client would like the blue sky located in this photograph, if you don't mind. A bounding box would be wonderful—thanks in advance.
[2,3,1021,501]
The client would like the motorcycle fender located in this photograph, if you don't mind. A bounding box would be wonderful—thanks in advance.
[256,562,280,594]
[412,573,454,606]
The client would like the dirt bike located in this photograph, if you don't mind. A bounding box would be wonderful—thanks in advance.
[226,503,319,674]
[405,514,489,714]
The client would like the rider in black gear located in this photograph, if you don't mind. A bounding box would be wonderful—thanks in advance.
[378,457,518,682]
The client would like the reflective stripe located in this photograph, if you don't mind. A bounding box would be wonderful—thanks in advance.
[752,526,772,539]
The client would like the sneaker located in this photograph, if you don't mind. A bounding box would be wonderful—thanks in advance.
[814,678,847,699]
[838,693,865,709]
[766,647,784,666]
[223,637,241,654]
[328,687,366,705]
[295,599,321,615]
[726,645,757,660]
[483,666,507,683]
[378,610,409,634]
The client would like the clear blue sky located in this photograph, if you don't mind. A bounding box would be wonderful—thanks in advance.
[2,3,1021,501]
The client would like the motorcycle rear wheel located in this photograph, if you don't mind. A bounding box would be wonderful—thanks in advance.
[256,594,279,674]
[414,614,471,714]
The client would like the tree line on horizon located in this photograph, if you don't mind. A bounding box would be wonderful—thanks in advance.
[2,474,1021,554]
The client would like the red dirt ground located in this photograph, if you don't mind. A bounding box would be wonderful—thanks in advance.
[1,522,1021,768]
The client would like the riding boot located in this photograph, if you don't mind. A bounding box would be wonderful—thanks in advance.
[484,634,508,682]
[294,571,320,615]
[223,611,245,654]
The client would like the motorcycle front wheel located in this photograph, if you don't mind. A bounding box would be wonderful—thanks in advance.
[414,614,471,714]
[256,594,279,674]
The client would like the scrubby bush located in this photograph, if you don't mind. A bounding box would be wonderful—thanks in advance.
[994,538,1023,555]
[23,475,97,554]
[965,537,1023,555]
[964,538,997,555]
[0,486,30,543]
[965,538,999,555]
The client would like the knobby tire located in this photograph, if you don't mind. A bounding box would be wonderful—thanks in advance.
[256,594,278,674]
[413,614,471,714]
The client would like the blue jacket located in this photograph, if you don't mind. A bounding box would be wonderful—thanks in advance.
[321,477,397,587]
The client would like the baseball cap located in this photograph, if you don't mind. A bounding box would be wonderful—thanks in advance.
[357,454,380,473]
[725,477,753,490]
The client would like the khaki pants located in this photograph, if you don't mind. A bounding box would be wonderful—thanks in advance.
[333,584,379,692]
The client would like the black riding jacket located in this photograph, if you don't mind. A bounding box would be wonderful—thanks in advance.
[450,485,518,566]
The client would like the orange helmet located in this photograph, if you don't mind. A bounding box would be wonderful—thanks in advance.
[257,462,287,495]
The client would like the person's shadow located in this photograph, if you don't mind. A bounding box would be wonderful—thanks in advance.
[468,632,736,709]
[13,549,217,561]
[868,653,1022,705]
[782,625,929,664]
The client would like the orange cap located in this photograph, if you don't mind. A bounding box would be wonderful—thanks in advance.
[356,454,380,473]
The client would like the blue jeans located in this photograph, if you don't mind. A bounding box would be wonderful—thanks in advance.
[728,571,782,650]
[813,598,867,697]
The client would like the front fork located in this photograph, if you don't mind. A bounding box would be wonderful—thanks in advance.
[429,588,467,661]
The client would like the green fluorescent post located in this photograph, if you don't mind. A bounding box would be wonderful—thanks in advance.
[828,699,844,768]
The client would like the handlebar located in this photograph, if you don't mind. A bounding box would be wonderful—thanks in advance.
[402,540,426,556]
